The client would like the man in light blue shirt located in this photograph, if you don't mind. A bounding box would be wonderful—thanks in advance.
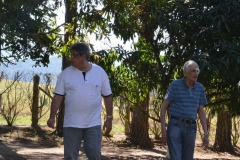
[161,60,209,160]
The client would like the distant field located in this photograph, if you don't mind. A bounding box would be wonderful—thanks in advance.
[0,77,54,126]
[0,110,125,134]
[0,78,124,134]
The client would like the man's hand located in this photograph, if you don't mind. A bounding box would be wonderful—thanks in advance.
[47,95,63,129]
[161,130,167,145]
[47,117,55,129]
[103,118,112,136]
[202,135,209,149]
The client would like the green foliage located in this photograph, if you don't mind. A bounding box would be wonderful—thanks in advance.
[180,0,240,115]
[98,0,240,121]
[0,0,62,66]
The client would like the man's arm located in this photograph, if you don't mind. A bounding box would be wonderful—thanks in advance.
[197,105,209,148]
[103,95,113,135]
[47,94,64,128]
[160,99,170,145]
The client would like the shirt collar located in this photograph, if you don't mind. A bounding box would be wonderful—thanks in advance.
[182,77,195,89]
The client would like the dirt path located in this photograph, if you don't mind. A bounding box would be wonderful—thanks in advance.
[0,126,239,160]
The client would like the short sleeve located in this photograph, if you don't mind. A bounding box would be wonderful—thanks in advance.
[54,72,65,96]
[199,85,208,106]
[164,81,175,102]
[101,69,112,96]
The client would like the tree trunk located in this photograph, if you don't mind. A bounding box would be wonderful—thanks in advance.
[213,109,234,153]
[31,74,39,128]
[56,0,76,136]
[124,103,130,135]
[129,93,153,149]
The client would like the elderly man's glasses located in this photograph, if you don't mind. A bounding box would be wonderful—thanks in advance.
[71,53,82,58]
[190,68,200,74]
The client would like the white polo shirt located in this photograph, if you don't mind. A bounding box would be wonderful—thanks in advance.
[54,64,112,128]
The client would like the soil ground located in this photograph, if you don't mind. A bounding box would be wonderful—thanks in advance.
[0,126,239,160]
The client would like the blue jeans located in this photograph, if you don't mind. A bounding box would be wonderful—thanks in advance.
[63,125,102,160]
[167,118,197,160]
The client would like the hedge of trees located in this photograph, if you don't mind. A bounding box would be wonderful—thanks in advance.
[1,0,240,153]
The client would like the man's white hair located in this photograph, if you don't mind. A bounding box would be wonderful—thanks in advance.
[183,60,198,72]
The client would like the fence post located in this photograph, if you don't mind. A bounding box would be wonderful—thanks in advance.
[31,74,40,128]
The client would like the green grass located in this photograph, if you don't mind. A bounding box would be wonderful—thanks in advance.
[112,124,125,134]
[0,114,48,126]
[0,111,125,135]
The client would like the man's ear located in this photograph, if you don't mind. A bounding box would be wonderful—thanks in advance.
[83,54,87,60]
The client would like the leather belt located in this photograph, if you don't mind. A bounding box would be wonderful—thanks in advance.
[170,115,196,124]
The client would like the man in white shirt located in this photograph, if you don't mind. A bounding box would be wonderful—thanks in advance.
[47,42,113,160]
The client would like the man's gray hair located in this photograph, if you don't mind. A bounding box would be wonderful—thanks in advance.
[70,42,91,60]
[183,60,198,72]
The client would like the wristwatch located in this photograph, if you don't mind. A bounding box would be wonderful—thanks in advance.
[204,133,209,137]
[107,115,113,119]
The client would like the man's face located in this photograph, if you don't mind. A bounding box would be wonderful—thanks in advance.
[70,50,84,67]
[184,64,200,82]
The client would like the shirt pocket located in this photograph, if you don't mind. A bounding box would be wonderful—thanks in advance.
[92,83,101,95]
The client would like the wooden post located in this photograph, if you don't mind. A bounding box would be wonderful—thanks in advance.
[31,74,40,128]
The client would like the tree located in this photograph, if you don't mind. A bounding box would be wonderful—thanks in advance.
[0,0,62,66]
[160,0,240,152]
[102,0,179,148]
[120,39,162,148]
[94,43,157,148]
[101,0,240,150]
[55,0,77,137]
